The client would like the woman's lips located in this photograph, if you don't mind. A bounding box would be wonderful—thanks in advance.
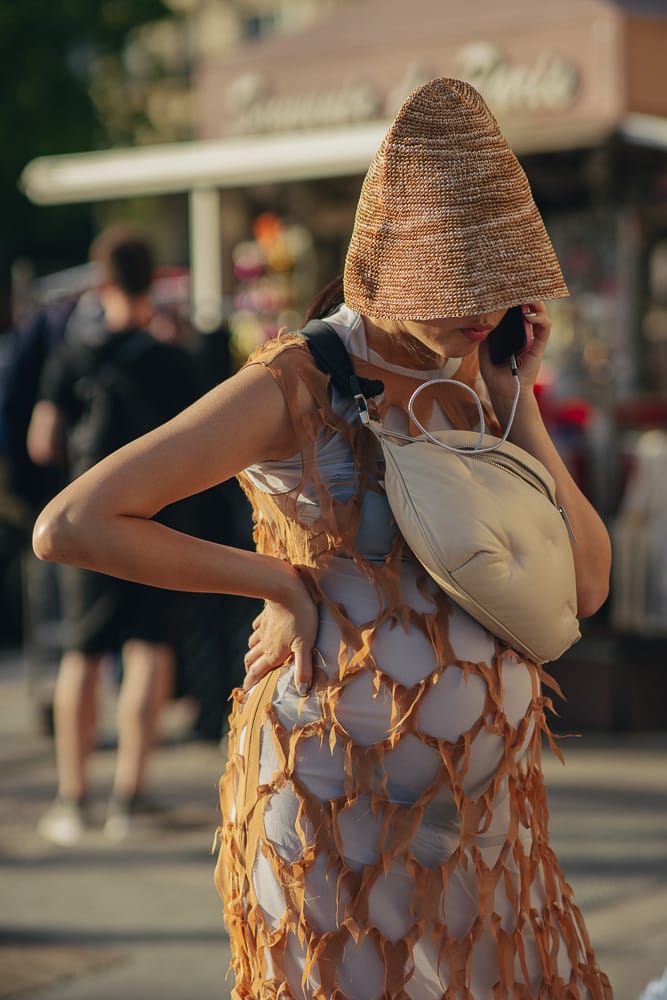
[460,326,493,343]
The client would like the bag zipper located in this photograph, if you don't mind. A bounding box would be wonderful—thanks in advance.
[557,505,577,543]
[472,454,576,543]
[472,453,553,500]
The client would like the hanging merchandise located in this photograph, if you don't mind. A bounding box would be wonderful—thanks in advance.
[611,429,667,635]
[229,213,314,366]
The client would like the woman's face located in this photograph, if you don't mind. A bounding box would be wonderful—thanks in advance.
[365,309,509,367]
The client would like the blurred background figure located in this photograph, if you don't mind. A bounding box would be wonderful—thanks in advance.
[0,247,259,762]
[0,296,81,645]
[611,428,667,636]
[0,289,97,732]
[27,224,202,844]
[639,965,667,1000]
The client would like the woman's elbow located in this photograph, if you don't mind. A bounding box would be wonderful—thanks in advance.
[32,499,83,565]
[576,574,610,619]
[577,590,607,620]
[574,528,612,619]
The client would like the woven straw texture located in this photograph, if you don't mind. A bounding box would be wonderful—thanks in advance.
[344,77,569,320]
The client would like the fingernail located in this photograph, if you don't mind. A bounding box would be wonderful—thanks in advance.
[297,682,309,697]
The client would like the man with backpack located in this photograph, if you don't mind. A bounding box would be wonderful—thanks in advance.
[27,225,202,844]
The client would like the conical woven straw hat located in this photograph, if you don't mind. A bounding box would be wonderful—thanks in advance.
[344,78,568,319]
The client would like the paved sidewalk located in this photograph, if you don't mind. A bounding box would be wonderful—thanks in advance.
[1,648,666,999]
[541,734,667,999]
[0,651,231,1000]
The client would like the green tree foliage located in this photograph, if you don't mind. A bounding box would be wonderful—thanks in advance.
[0,0,171,317]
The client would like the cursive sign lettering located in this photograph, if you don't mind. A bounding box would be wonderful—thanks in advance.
[222,44,581,135]
[225,72,381,134]
[457,43,580,113]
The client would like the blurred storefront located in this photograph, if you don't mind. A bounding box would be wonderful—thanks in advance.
[19,0,667,728]
[191,1,667,506]
[194,3,667,735]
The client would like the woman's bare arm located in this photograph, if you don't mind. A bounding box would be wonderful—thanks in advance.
[32,361,320,689]
[480,302,611,618]
[499,392,610,617]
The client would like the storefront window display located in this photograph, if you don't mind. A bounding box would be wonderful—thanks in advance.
[523,209,623,511]
[228,211,315,366]
[640,233,667,396]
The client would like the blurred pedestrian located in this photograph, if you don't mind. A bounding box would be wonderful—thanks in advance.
[0,293,96,688]
[28,224,201,843]
[640,967,667,1000]
[611,428,667,635]
[0,296,79,519]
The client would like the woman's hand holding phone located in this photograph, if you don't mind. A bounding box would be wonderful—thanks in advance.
[487,305,528,366]
[480,301,549,418]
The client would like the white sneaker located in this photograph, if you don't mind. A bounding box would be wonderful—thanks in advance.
[103,793,167,842]
[103,799,132,842]
[37,798,87,846]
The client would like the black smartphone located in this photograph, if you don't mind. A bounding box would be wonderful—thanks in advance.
[487,306,528,366]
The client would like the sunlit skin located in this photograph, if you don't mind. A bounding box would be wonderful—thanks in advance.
[364,302,542,412]
[33,299,611,699]
[363,307,513,369]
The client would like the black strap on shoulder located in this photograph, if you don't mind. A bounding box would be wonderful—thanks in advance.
[301,319,384,401]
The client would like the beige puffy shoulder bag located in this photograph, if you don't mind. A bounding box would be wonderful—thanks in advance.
[302,321,580,664]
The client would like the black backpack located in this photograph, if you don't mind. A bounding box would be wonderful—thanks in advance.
[68,332,161,474]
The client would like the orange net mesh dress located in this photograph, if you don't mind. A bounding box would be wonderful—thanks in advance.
[214,307,612,999]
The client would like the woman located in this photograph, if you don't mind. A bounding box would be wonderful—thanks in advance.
[34,79,612,997]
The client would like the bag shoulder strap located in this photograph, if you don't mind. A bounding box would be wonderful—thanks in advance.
[301,319,384,401]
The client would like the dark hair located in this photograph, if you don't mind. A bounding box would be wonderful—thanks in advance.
[303,274,344,323]
[89,224,154,297]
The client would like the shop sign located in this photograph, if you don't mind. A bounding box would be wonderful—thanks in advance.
[457,43,580,114]
[223,42,581,135]
[224,74,382,134]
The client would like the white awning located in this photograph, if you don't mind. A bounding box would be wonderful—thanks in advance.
[19,114,625,206]
[23,113,664,331]
[20,123,388,205]
[619,112,667,149]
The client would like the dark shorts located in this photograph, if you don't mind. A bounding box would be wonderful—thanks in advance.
[58,564,180,655]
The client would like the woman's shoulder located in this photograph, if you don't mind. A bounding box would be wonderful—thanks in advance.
[243,330,311,370]
[241,330,331,429]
